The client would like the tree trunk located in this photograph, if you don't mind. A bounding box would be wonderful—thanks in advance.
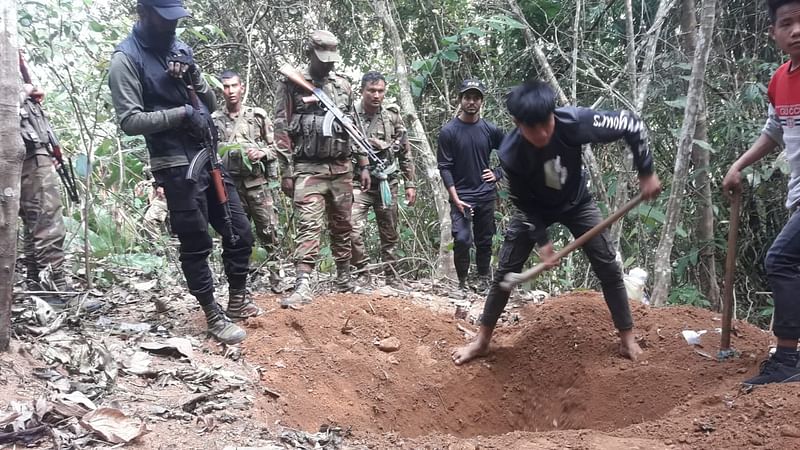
[610,0,675,253]
[681,0,720,310]
[651,0,717,306]
[505,0,608,208]
[609,0,639,251]
[0,0,23,351]
[372,0,454,276]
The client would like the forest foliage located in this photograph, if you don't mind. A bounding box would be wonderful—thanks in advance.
[14,0,788,326]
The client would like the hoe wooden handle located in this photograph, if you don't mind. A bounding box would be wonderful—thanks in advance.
[500,194,644,291]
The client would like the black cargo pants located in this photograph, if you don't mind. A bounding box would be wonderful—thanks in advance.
[480,199,633,330]
[154,165,254,296]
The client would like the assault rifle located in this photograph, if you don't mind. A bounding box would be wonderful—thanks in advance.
[183,71,239,245]
[278,64,386,172]
[45,130,80,204]
[19,51,80,204]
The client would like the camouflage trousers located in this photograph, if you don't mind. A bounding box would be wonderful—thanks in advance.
[235,179,281,271]
[18,155,66,279]
[350,181,399,276]
[293,169,353,273]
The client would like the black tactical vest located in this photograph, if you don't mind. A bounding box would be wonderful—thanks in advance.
[115,26,208,166]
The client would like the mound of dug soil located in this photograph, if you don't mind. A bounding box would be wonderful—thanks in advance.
[243,291,775,442]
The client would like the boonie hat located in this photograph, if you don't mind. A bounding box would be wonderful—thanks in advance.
[309,30,341,63]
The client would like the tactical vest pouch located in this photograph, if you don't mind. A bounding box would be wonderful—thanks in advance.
[221,148,245,176]
[19,104,46,148]
[221,146,262,178]
[291,112,352,161]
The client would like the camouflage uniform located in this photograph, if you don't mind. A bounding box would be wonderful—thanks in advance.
[350,101,416,280]
[274,66,364,277]
[18,95,67,288]
[212,105,287,279]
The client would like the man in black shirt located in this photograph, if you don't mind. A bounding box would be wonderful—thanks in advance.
[452,81,661,365]
[437,79,504,293]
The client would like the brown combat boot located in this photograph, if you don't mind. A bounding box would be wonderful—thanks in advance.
[269,270,285,294]
[226,289,263,321]
[281,273,313,308]
[335,264,354,293]
[386,276,410,291]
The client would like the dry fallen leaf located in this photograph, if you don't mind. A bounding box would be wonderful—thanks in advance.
[124,351,152,375]
[80,407,146,444]
[140,337,193,359]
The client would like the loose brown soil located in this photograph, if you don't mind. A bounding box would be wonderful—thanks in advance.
[4,288,799,449]
[242,291,800,449]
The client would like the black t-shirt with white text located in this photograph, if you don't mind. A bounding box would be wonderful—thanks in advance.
[499,106,653,218]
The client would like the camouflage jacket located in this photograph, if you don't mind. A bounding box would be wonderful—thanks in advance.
[273,66,367,177]
[354,101,416,188]
[212,104,287,188]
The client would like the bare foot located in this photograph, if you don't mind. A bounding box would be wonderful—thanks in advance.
[451,340,489,365]
[619,340,644,362]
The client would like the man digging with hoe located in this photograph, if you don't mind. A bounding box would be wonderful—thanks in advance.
[452,81,661,365]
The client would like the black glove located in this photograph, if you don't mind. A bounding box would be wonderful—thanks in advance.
[185,105,210,140]
[167,50,196,80]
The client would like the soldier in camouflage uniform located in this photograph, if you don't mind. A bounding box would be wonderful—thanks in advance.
[274,30,371,307]
[350,72,416,288]
[18,83,68,297]
[212,70,288,293]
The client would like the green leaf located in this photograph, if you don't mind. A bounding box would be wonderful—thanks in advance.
[501,17,526,29]
[692,139,715,153]
[205,73,223,89]
[462,26,485,37]
[440,49,459,62]
[664,97,687,109]
[633,204,666,223]
[89,21,104,32]
[218,142,242,157]
[75,154,91,178]
[442,34,459,44]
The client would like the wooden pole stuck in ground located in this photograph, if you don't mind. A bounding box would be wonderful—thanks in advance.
[720,188,742,356]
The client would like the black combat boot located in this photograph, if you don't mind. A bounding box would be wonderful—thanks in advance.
[226,288,263,321]
[199,294,246,345]
[26,263,41,290]
[475,273,492,294]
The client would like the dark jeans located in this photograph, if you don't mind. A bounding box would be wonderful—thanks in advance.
[765,209,800,340]
[450,198,496,280]
[480,199,633,330]
[154,165,254,297]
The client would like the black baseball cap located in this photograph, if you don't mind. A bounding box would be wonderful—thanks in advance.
[139,0,190,20]
[459,79,486,96]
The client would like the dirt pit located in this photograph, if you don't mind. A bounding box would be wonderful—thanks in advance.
[243,291,771,439]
